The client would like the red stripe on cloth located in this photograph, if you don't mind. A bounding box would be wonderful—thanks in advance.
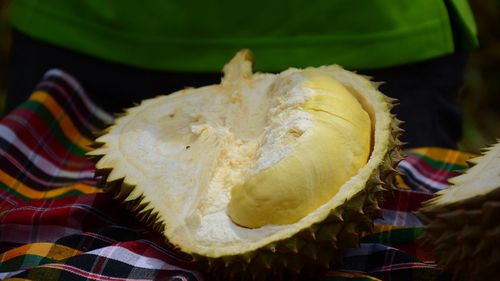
[36,81,101,133]
[381,189,434,212]
[1,116,92,170]
[396,242,436,263]
[0,194,120,231]
[111,241,197,268]
[0,224,82,244]
[0,151,95,187]
[2,193,100,209]
[0,189,21,207]
[404,155,459,185]
[43,69,113,125]
[6,106,90,152]
[29,91,94,148]
[42,263,153,281]
[371,262,444,273]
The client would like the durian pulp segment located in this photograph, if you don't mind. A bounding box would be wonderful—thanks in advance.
[430,142,500,206]
[228,72,371,228]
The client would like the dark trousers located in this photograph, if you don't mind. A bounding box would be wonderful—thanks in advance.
[7,30,467,149]
[6,30,221,114]
[363,51,468,149]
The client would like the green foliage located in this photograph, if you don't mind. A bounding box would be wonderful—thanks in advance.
[459,0,500,153]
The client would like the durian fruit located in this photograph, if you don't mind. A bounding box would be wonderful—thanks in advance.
[417,141,500,280]
[88,50,403,280]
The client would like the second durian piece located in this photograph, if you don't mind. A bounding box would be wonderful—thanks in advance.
[417,141,500,281]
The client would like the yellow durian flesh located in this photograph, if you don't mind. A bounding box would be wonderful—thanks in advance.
[228,72,371,228]
[89,50,396,260]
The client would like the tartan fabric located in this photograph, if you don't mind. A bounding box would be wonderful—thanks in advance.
[0,69,475,281]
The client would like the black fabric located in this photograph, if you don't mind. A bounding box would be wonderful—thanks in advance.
[6,30,222,114]
[362,50,468,149]
[7,30,467,149]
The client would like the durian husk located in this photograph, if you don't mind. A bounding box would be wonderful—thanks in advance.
[417,142,500,281]
[91,132,403,280]
[89,50,404,280]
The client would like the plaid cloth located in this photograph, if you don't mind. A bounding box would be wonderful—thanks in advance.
[0,70,475,281]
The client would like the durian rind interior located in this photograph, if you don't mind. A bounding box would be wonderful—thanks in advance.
[89,51,393,258]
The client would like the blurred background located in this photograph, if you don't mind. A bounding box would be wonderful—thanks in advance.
[0,0,498,153]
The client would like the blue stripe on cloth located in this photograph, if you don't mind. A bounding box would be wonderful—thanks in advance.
[374,209,423,227]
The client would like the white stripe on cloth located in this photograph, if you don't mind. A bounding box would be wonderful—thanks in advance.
[0,124,95,180]
[0,224,83,244]
[375,209,423,227]
[41,263,154,281]
[0,270,25,279]
[44,69,114,125]
[86,245,204,280]
[398,160,449,190]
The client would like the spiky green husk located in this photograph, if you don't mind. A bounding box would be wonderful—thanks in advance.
[417,143,500,281]
[90,110,403,281]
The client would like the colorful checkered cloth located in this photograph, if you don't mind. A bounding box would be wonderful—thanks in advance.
[0,70,475,281]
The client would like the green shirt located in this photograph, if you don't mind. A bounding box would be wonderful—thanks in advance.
[10,0,477,72]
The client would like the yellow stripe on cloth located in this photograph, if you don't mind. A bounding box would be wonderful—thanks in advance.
[371,224,413,234]
[0,242,81,263]
[0,171,102,199]
[406,147,475,166]
[396,174,409,189]
[31,91,93,151]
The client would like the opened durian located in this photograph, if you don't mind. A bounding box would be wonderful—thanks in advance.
[89,50,403,280]
[417,141,500,281]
